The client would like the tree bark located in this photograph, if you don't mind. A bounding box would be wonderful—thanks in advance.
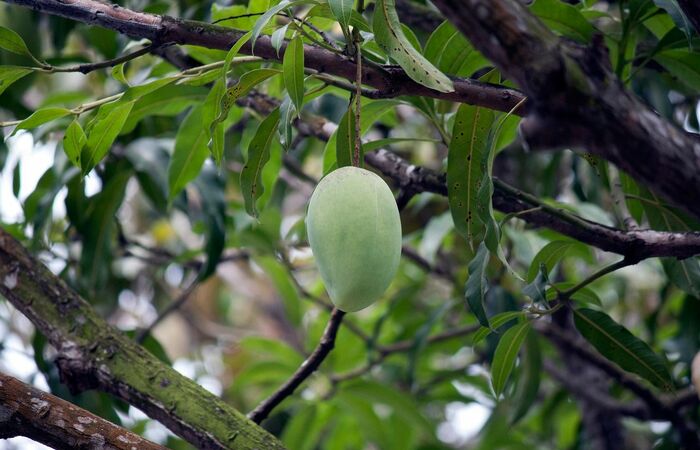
[0,371,168,450]
[0,229,286,450]
[432,0,700,220]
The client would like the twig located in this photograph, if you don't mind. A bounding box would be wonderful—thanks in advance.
[40,43,157,74]
[136,279,199,343]
[248,308,346,423]
[560,258,635,299]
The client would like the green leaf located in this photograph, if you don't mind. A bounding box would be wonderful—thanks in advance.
[121,76,177,102]
[81,100,135,174]
[0,66,32,96]
[251,1,317,51]
[111,63,128,85]
[465,242,491,328]
[0,26,35,58]
[530,0,595,43]
[522,264,548,303]
[282,404,331,450]
[308,4,371,32]
[654,49,700,91]
[545,283,602,307]
[361,137,440,153]
[192,168,227,280]
[12,107,71,135]
[447,103,495,245]
[283,36,305,116]
[335,105,359,168]
[472,311,525,345]
[573,308,674,390]
[511,332,541,424]
[225,69,281,106]
[240,108,281,217]
[271,24,290,57]
[121,85,207,134]
[278,94,296,150]
[653,0,695,42]
[373,0,454,92]
[168,106,210,200]
[328,0,354,29]
[256,255,302,326]
[491,321,531,397]
[663,257,700,298]
[62,119,86,168]
[527,240,585,282]
[424,21,489,77]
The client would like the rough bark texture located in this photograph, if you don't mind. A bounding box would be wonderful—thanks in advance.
[0,0,525,113]
[431,0,700,220]
[0,230,286,450]
[0,372,168,450]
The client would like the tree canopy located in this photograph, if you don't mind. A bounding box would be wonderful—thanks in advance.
[1,0,700,449]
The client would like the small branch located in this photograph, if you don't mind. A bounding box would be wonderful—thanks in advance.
[560,258,636,299]
[0,371,168,450]
[41,43,156,74]
[136,279,199,343]
[608,165,639,231]
[248,308,346,424]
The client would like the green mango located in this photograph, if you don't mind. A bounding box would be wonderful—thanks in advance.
[306,167,402,312]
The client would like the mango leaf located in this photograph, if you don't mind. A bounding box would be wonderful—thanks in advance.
[447,103,495,246]
[240,108,281,217]
[278,94,296,150]
[511,332,541,424]
[424,21,489,77]
[168,105,209,200]
[527,240,587,282]
[120,76,176,102]
[192,167,227,280]
[255,255,302,326]
[308,4,371,32]
[491,321,531,397]
[653,0,694,43]
[251,1,317,51]
[0,26,35,58]
[465,242,491,328]
[0,66,32,96]
[373,0,454,92]
[12,107,71,135]
[573,308,674,390]
[63,119,86,168]
[663,258,700,298]
[472,311,525,346]
[282,403,332,450]
[653,49,700,91]
[362,137,440,153]
[226,68,281,105]
[283,36,305,116]
[121,85,207,133]
[79,167,131,289]
[271,24,290,57]
[522,264,548,303]
[335,105,359,168]
[328,0,354,30]
[545,283,602,307]
[530,0,595,43]
[81,100,135,174]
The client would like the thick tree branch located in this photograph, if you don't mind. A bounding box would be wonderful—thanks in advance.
[0,0,525,113]
[0,371,168,450]
[0,229,285,450]
[432,0,700,219]
[248,308,345,424]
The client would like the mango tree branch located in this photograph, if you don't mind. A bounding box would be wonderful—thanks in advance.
[431,0,700,220]
[248,308,345,424]
[0,229,286,450]
[0,0,525,113]
[0,371,168,450]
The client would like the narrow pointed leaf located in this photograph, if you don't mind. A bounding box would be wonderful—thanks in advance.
[472,311,525,345]
[12,107,71,135]
[63,119,86,169]
[81,100,135,174]
[283,36,305,115]
[336,106,358,168]
[373,0,454,92]
[328,0,354,29]
[465,242,490,328]
[0,66,32,96]
[168,105,209,199]
[240,108,281,217]
[573,308,674,391]
[271,24,290,57]
[491,321,531,397]
[0,26,35,58]
[447,103,494,246]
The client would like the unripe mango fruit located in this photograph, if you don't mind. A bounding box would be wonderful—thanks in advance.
[306,167,402,312]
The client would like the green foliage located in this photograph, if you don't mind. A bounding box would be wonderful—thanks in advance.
[1,1,699,449]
